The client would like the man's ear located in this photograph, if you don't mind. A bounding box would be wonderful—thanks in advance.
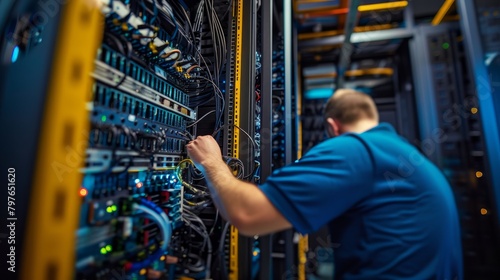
[326,117,340,137]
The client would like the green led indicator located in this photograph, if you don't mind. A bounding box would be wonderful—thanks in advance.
[101,115,107,122]
[100,248,107,254]
[442,42,450,49]
[105,245,112,252]
[111,205,117,212]
[106,206,112,213]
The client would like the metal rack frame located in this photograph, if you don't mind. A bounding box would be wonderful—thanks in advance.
[457,0,500,227]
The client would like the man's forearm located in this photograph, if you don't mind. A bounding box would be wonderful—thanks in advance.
[186,136,291,236]
[201,159,258,227]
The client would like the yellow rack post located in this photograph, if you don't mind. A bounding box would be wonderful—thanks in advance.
[20,0,103,279]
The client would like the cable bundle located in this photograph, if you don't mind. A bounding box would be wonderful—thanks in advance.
[124,198,173,272]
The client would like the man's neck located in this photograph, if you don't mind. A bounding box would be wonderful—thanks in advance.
[342,119,379,134]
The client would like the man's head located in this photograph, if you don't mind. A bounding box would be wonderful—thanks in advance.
[324,89,379,137]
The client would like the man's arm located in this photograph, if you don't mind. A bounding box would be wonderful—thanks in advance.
[186,135,291,236]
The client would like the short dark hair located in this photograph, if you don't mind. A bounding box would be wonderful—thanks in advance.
[324,89,379,124]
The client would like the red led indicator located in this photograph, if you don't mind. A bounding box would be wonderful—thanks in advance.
[80,188,88,197]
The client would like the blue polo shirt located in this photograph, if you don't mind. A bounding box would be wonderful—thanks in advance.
[259,123,463,279]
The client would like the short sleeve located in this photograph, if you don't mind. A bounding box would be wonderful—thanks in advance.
[259,135,374,234]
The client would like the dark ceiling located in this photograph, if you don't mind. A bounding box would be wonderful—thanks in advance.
[413,0,447,18]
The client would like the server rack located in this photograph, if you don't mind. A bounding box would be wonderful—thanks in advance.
[410,18,500,279]
[237,0,299,278]
[0,0,272,279]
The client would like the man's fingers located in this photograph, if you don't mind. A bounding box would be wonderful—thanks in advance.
[186,135,215,151]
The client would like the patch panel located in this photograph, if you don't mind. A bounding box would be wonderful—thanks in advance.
[97,45,191,106]
[92,84,187,130]
[93,61,195,119]
[82,149,183,173]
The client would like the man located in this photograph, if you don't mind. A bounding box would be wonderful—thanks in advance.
[186,89,463,279]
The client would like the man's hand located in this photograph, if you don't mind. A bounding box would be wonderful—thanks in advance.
[186,135,224,172]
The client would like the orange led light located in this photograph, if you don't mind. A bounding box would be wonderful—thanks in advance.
[475,171,483,178]
[480,208,488,215]
[471,107,478,114]
[136,182,143,188]
[79,188,88,197]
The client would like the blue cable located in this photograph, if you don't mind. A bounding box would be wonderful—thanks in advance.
[127,249,164,272]
[124,199,173,273]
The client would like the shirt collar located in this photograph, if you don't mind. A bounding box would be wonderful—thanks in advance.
[363,122,397,134]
